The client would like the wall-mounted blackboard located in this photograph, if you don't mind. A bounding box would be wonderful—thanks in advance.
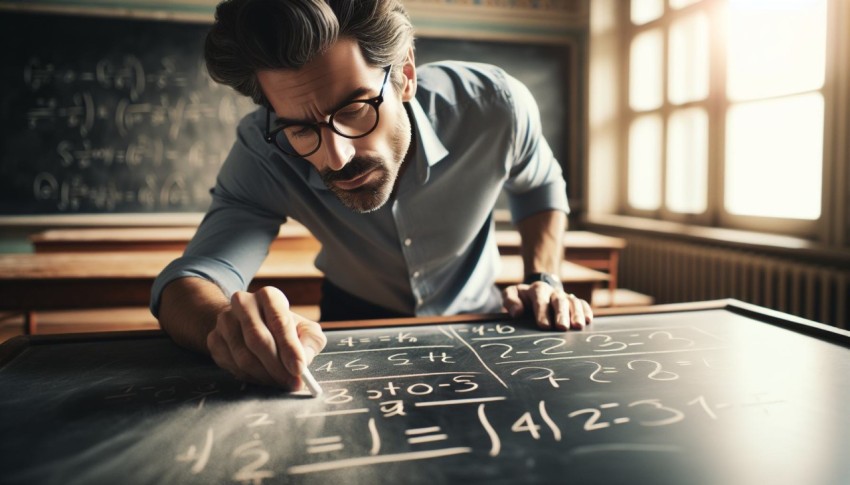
[0,10,574,220]
[1,301,848,484]
[0,11,255,216]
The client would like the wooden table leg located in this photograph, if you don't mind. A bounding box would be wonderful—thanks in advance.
[24,311,37,335]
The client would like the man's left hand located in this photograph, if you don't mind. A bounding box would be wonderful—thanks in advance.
[502,283,593,331]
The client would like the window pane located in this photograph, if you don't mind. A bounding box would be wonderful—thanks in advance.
[667,108,708,214]
[631,0,664,25]
[629,114,663,211]
[630,29,664,111]
[669,12,709,104]
[670,0,701,8]
[725,93,823,220]
[726,0,827,101]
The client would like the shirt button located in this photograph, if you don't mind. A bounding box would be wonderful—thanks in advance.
[404,238,412,247]
[413,271,420,278]
[417,297,424,305]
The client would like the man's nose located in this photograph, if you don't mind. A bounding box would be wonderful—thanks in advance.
[320,127,355,172]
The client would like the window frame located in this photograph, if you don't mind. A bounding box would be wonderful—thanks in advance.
[618,0,833,239]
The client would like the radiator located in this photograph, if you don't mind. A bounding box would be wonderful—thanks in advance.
[619,235,849,329]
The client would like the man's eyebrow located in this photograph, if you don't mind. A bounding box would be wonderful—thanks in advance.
[273,86,372,126]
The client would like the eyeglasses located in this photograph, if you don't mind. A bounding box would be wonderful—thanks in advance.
[264,66,392,157]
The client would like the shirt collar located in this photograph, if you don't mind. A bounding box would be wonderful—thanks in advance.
[408,97,449,185]
[305,97,448,190]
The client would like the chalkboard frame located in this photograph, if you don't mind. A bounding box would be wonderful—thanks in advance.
[4,299,848,369]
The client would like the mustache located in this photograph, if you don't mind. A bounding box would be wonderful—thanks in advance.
[321,156,382,185]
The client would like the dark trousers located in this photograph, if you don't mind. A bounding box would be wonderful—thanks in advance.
[320,280,411,322]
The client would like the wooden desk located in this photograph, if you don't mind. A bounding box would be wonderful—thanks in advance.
[0,251,606,334]
[30,223,321,253]
[495,230,626,291]
[2,300,848,484]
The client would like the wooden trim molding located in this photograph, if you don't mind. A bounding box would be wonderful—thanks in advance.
[0,0,590,42]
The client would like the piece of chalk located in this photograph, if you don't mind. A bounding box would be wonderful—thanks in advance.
[300,368,323,397]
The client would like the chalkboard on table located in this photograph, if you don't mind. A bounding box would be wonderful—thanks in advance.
[1,300,848,484]
[0,10,571,219]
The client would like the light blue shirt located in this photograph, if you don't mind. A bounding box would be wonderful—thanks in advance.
[151,61,569,318]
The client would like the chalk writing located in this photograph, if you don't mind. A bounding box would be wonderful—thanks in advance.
[1,14,256,215]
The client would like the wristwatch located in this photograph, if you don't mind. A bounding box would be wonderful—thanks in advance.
[523,272,564,291]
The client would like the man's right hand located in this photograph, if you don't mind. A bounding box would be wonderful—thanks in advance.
[205,286,327,389]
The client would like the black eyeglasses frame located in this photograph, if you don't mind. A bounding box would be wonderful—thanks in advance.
[264,65,392,157]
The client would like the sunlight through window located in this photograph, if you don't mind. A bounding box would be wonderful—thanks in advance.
[629,114,663,211]
[669,12,709,104]
[667,108,708,214]
[725,93,823,219]
[630,29,664,111]
[670,0,702,9]
[631,0,664,25]
[726,0,827,100]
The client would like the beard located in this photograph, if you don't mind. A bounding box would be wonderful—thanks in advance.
[320,109,411,213]
[321,155,392,213]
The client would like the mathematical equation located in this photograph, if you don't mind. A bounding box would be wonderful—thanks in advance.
[92,321,786,484]
[4,52,255,213]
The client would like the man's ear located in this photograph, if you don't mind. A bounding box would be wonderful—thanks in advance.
[400,46,417,102]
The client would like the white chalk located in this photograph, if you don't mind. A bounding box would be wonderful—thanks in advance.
[300,368,323,397]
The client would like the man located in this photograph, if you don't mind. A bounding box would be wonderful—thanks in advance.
[151,0,592,390]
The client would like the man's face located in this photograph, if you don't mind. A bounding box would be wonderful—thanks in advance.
[258,39,415,213]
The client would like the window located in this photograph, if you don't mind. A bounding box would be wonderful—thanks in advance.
[618,0,833,237]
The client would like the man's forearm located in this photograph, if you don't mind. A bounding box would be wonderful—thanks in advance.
[158,277,230,355]
[517,210,567,276]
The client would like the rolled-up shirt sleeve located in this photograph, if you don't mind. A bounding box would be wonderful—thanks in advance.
[150,113,286,318]
[501,73,570,222]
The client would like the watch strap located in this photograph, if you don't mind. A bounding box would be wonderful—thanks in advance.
[523,272,564,291]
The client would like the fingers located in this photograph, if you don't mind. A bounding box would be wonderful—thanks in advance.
[297,318,327,365]
[254,287,303,377]
[207,309,277,386]
[206,287,326,390]
[505,283,593,332]
[501,285,524,318]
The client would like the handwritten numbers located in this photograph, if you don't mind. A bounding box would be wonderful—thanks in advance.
[568,406,612,431]
[648,331,695,348]
[452,375,479,393]
[471,324,515,336]
[627,360,680,381]
[511,412,542,439]
[628,399,686,426]
[245,413,275,428]
[388,353,412,366]
[532,337,573,356]
[687,395,719,420]
[175,427,213,474]
[324,388,353,405]
[231,440,274,485]
[480,343,514,359]
[586,334,628,353]
[379,400,406,418]
[511,366,570,388]
[344,359,369,371]
[423,352,455,364]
